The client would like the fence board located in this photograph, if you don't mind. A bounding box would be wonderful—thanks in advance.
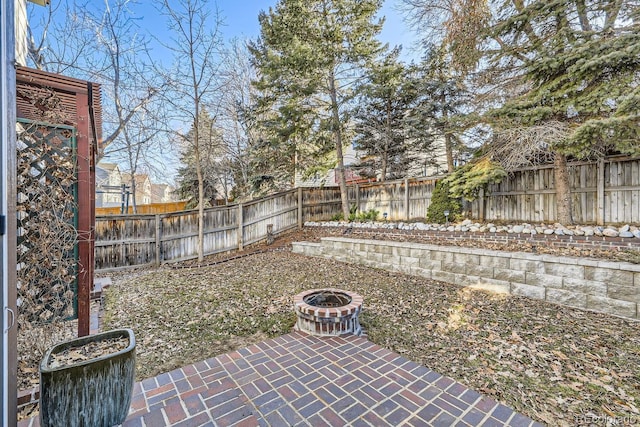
[242,191,298,246]
[96,156,640,271]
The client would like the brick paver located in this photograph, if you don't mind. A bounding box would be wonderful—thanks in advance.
[19,332,544,426]
[126,332,541,426]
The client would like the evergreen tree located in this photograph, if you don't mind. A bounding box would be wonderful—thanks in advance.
[404,0,640,224]
[487,0,640,224]
[176,110,225,208]
[250,0,384,219]
[353,48,421,181]
[408,46,474,173]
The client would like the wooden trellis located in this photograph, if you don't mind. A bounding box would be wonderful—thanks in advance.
[16,66,102,337]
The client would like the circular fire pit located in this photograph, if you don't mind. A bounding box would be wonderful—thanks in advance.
[293,289,363,337]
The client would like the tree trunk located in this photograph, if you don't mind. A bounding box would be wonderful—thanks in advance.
[329,72,350,220]
[380,150,388,182]
[130,179,137,214]
[554,151,573,225]
[444,132,455,173]
[441,94,455,173]
[381,101,391,182]
[194,115,205,262]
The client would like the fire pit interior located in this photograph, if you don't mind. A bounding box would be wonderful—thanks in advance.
[303,290,351,307]
[294,288,363,337]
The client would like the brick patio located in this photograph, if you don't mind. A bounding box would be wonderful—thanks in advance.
[20,331,543,426]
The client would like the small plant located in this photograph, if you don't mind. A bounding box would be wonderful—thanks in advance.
[427,180,461,223]
[355,209,380,222]
[334,207,380,222]
[332,204,359,221]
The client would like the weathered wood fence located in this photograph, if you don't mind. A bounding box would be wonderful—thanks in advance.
[95,156,640,271]
[471,155,640,224]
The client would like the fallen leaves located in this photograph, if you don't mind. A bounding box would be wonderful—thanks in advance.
[17,228,640,425]
[47,336,129,369]
[97,250,640,426]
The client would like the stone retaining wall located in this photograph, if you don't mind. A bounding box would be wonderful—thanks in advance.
[292,237,640,320]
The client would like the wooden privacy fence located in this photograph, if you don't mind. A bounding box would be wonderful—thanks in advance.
[95,156,640,271]
[471,155,640,224]
[95,190,301,271]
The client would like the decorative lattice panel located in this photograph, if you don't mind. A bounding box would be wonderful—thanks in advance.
[17,119,78,324]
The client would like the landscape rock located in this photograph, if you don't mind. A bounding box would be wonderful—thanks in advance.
[304,220,640,242]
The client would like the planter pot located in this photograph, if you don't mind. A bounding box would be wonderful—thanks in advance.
[39,328,136,427]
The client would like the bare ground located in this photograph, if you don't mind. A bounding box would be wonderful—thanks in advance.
[19,228,640,425]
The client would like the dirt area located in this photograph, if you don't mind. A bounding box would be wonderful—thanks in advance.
[18,227,640,425]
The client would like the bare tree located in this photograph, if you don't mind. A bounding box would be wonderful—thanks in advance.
[218,38,259,201]
[106,106,168,213]
[489,122,574,223]
[27,0,174,215]
[160,0,224,262]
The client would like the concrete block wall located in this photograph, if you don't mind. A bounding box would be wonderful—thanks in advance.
[292,237,640,320]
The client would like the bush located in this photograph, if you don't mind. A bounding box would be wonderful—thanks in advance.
[332,207,380,222]
[354,209,379,222]
[427,180,462,223]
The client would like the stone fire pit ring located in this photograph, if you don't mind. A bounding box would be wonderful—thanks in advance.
[293,288,363,337]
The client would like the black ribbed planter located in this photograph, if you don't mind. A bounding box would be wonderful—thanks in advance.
[39,328,136,427]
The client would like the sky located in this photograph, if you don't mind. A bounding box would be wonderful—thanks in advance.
[135,0,419,62]
[217,0,418,55]
[28,0,421,183]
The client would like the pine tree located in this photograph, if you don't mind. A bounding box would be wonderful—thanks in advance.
[353,48,420,181]
[487,0,640,224]
[404,0,640,225]
[176,110,225,208]
[251,0,384,219]
[409,46,474,173]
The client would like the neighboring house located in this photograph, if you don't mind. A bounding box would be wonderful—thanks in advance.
[151,183,177,204]
[295,136,453,187]
[97,162,178,208]
[95,162,123,208]
[295,143,363,188]
[122,173,152,206]
[15,0,27,66]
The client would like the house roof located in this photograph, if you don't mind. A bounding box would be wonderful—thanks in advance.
[152,183,169,192]
[122,173,150,187]
[96,163,121,185]
[97,162,119,172]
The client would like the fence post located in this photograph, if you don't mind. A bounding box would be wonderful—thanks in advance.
[355,184,360,213]
[237,203,244,251]
[596,158,605,225]
[478,188,485,222]
[154,214,161,267]
[297,187,303,229]
[404,178,410,220]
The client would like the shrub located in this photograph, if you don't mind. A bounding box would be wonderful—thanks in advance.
[426,180,462,223]
[333,207,380,222]
[355,209,379,222]
[446,158,506,201]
